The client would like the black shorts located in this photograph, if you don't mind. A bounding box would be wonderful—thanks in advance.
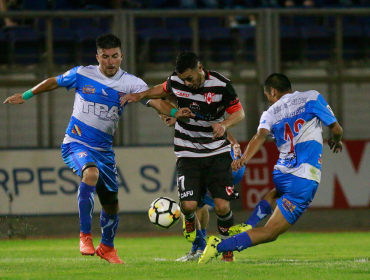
[176,152,239,204]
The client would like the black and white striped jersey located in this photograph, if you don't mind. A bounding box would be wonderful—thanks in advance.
[163,70,243,158]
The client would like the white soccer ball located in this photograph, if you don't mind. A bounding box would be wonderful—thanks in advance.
[148,197,181,229]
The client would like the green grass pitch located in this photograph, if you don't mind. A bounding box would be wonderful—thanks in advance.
[0,232,369,280]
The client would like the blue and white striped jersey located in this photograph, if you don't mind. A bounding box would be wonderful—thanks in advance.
[258,90,337,182]
[57,65,148,151]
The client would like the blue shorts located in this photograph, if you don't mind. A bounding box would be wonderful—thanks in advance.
[61,142,118,192]
[273,170,319,225]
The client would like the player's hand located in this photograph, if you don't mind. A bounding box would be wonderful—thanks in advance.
[232,158,247,171]
[120,92,143,106]
[232,143,242,158]
[3,93,25,105]
[328,138,343,153]
[174,107,195,119]
[212,123,226,139]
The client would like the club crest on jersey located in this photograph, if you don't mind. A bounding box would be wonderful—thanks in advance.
[204,92,215,104]
[82,85,95,94]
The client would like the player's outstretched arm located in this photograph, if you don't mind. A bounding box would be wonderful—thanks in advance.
[148,99,195,119]
[3,77,59,105]
[232,128,269,171]
[328,122,343,153]
[120,84,168,107]
[212,108,245,139]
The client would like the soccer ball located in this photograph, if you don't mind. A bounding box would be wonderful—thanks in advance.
[148,197,181,229]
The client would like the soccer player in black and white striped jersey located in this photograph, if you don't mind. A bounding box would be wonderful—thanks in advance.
[121,51,245,261]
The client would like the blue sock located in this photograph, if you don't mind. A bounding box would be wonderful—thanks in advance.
[201,229,207,238]
[245,200,272,228]
[217,232,252,252]
[78,182,95,234]
[100,209,119,247]
[191,230,206,252]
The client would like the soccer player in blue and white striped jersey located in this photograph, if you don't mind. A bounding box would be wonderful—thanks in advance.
[199,73,343,264]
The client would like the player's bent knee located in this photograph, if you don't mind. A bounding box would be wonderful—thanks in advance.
[180,201,197,214]
[102,203,119,215]
[82,166,99,185]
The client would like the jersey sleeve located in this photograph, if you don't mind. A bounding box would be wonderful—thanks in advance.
[56,66,79,90]
[312,94,337,126]
[163,75,173,93]
[126,77,149,106]
[257,111,273,131]
[223,82,243,114]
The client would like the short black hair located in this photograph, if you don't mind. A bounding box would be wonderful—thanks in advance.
[175,51,199,74]
[96,33,121,50]
[264,73,291,93]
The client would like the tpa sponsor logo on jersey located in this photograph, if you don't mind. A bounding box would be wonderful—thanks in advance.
[282,198,296,212]
[82,85,95,94]
[204,92,215,104]
[77,151,88,158]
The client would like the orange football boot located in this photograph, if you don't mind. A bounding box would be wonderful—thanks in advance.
[79,232,95,256]
[96,243,125,264]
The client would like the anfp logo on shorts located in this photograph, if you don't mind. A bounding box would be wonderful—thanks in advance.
[204,92,215,104]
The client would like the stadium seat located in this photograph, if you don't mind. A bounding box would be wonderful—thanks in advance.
[280,25,302,62]
[342,24,364,61]
[0,30,8,64]
[199,27,235,62]
[170,27,193,53]
[165,18,190,29]
[4,26,41,65]
[135,18,164,32]
[75,27,110,65]
[22,0,49,10]
[137,27,175,63]
[300,25,333,61]
[237,26,256,62]
[52,27,76,65]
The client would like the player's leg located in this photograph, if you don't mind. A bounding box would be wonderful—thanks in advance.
[208,152,238,261]
[192,206,208,251]
[229,188,278,236]
[177,157,203,243]
[95,183,124,264]
[198,205,291,264]
[176,206,208,262]
[199,172,319,264]
[61,143,98,256]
